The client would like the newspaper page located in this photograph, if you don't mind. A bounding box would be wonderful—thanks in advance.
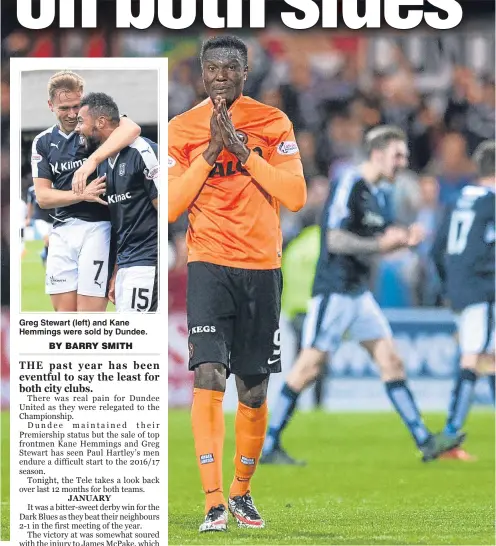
[9,58,167,546]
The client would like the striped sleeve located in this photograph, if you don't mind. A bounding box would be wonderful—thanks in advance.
[130,137,159,197]
[31,127,54,180]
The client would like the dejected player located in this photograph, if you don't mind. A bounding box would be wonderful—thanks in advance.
[75,92,159,313]
[431,140,495,461]
[260,126,466,466]
[31,70,141,312]
[168,35,306,532]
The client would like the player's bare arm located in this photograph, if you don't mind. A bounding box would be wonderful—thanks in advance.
[72,116,141,194]
[25,201,32,227]
[327,226,410,255]
[35,174,107,209]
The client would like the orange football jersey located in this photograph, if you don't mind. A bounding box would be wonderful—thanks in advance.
[168,95,305,269]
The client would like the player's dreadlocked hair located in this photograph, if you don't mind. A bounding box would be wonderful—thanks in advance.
[473,140,495,179]
[48,70,84,101]
[364,125,407,156]
[80,92,120,126]
[200,35,248,67]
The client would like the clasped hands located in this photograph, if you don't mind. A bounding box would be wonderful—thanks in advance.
[204,97,250,166]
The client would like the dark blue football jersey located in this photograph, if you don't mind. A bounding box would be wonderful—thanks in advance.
[98,137,158,268]
[27,185,53,223]
[31,125,110,226]
[312,170,393,296]
[431,185,495,311]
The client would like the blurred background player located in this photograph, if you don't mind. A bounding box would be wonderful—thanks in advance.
[31,70,141,312]
[75,92,159,313]
[261,126,465,465]
[168,35,306,532]
[25,184,54,266]
[431,140,495,461]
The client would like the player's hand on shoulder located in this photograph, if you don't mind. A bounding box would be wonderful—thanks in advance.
[406,222,426,247]
[72,156,98,195]
[378,226,409,253]
[82,174,107,206]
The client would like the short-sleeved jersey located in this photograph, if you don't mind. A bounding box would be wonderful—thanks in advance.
[431,185,495,311]
[312,170,392,296]
[168,95,301,269]
[98,137,158,268]
[27,185,54,223]
[31,125,110,226]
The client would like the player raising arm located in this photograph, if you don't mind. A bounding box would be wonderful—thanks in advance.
[261,126,466,467]
[430,140,495,460]
[168,35,306,533]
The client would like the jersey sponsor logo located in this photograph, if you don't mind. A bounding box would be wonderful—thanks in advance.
[49,158,86,175]
[277,141,299,156]
[168,155,176,168]
[50,142,60,149]
[145,165,159,180]
[363,211,385,227]
[209,160,248,178]
[119,163,126,176]
[208,147,263,179]
[107,192,132,204]
[189,325,216,334]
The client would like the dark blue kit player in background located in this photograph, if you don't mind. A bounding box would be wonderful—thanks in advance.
[430,140,495,460]
[261,126,466,465]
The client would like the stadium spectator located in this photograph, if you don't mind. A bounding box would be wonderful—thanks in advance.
[426,131,476,205]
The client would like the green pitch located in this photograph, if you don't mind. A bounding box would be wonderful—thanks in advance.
[21,240,115,312]
[1,411,9,541]
[169,409,495,545]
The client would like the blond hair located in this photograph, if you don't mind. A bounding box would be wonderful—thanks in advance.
[47,70,85,101]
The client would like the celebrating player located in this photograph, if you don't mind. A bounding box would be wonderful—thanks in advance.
[75,92,159,313]
[430,140,495,460]
[261,126,466,466]
[168,35,306,532]
[31,70,141,312]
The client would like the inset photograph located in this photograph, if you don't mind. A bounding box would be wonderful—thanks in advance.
[18,63,161,312]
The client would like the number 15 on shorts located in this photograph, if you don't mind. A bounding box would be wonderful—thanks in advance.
[115,266,158,313]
